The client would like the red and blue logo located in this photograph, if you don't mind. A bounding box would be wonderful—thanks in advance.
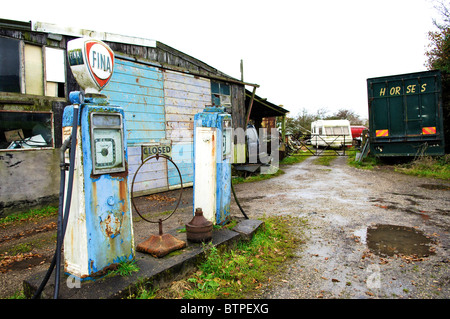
[85,40,115,90]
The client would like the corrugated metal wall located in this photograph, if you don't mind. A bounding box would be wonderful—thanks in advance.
[164,70,210,188]
[103,59,168,196]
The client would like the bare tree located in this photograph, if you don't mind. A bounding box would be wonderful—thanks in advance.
[425,0,450,72]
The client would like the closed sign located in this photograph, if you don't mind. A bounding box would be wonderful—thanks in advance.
[142,143,172,160]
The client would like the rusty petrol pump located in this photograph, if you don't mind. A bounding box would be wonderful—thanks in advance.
[61,38,134,281]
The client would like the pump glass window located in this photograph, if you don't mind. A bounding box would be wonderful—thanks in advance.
[222,119,232,159]
[91,113,125,174]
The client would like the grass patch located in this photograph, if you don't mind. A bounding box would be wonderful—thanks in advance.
[132,215,306,299]
[8,243,34,255]
[232,167,285,184]
[347,148,379,170]
[346,148,450,179]
[0,205,58,227]
[279,152,311,165]
[313,150,337,166]
[107,260,140,277]
[394,155,450,180]
[231,152,312,185]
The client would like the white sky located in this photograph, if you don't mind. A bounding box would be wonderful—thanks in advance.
[3,0,440,120]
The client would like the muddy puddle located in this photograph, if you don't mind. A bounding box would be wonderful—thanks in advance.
[363,224,435,257]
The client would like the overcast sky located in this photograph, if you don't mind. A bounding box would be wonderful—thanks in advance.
[3,0,440,119]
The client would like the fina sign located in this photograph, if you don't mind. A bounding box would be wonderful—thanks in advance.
[67,38,115,93]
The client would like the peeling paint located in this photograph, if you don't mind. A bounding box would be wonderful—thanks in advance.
[63,103,134,280]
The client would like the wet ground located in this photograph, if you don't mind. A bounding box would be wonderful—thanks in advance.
[1,155,449,299]
[232,156,449,298]
[0,186,195,298]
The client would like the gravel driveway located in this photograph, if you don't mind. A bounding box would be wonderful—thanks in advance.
[231,155,450,299]
[1,154,448,299]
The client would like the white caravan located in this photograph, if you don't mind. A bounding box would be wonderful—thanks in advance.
[311,120,352,148]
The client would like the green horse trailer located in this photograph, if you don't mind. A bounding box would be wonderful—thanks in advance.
[367,70,449,157]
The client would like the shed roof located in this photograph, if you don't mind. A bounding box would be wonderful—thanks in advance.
[0,18,258,88]
[245,89,289,119]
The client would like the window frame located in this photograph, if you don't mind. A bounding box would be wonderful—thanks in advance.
[0,35,66,98]
[0,36,22,93]
[211,81,231,107]
[0,110,55,151]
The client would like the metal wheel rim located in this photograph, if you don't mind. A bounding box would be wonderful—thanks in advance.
[131,154,183,223]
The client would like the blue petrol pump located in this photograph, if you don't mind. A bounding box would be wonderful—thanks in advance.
[61,38,134,281]
[193,106,232,225]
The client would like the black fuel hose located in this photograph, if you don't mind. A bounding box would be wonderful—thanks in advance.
[54,105,78,298]
[31,136,70,299]
[231,181,248,219]
[32,105,79,299]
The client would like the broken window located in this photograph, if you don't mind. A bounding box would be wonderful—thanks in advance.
[24,44,44,95]
[0,37,21,93]
[0,111,53,150]
[45,47,65,97]
[0,36,65,97]
[211,81,231,107]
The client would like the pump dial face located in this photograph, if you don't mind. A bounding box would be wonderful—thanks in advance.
[93,128,123,170]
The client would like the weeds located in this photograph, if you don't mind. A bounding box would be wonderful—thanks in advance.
[346,148,450,180]
[0,205,58,226]
[232,168,284,184]
[134,216,305,299]
[107,260,139,277]
[347,148,379,169]
[279,153,311,165]
[394,155,450,180]
[232,152,312,185]
[313,150,337,166]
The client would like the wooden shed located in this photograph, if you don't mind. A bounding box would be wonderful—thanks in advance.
[1,19,291,214]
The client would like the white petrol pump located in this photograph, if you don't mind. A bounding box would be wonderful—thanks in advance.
[193,106,232,225]
[61,38,134,281]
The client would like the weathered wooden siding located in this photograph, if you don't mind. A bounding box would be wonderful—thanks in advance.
[103,59,168,195]
[104,59,165,145]
[164,70,210,188]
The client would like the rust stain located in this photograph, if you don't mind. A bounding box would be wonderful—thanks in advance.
[100,211,123,238]
[119,180,128,212]
[89,260,94,274]
[211,133,215,157]
[103,215,113,237]
[87,263,119,279]
[119,180,127,201]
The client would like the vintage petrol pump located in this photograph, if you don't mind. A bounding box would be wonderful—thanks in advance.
[62,38,134,280]
[193,106,232,225]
